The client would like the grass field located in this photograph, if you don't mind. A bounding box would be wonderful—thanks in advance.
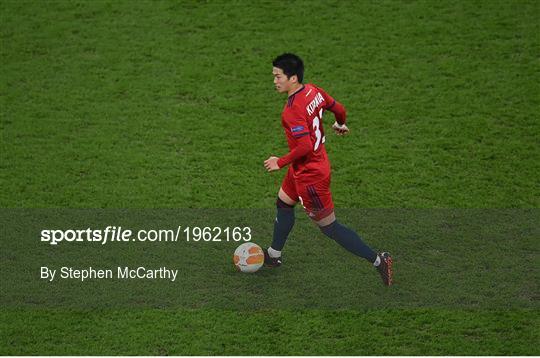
[1,0,539,355]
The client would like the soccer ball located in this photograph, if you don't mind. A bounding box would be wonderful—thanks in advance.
[233,242,264,273]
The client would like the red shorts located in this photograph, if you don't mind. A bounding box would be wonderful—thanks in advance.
[281,167,334,221]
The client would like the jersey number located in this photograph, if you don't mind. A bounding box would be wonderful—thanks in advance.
[312,108,325,151]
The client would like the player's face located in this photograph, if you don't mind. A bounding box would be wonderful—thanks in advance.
[273,67,294,93]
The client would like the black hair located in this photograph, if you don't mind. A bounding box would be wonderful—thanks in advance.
[272,53,304,83]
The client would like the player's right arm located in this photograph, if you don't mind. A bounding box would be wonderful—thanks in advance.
[317,86,349,135]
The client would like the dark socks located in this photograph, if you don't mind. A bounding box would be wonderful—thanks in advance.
[320,220,377,263]
[271,198,295,251]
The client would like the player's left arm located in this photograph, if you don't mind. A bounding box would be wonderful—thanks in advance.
[264,116,312,172]
[264,135,311,171]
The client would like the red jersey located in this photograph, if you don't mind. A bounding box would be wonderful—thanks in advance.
[277,83,347,184]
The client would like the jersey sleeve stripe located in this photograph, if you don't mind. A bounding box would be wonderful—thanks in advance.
[292,132,310,138]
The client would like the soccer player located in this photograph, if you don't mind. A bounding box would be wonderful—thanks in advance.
[263,53,393,286]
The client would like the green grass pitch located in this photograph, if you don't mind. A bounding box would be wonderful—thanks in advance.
[1,0,539,355]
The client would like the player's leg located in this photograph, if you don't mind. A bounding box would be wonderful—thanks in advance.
[278,187,297,206]
[318,212,393,286]
[299,177,393,285]
[265,168,298,267]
